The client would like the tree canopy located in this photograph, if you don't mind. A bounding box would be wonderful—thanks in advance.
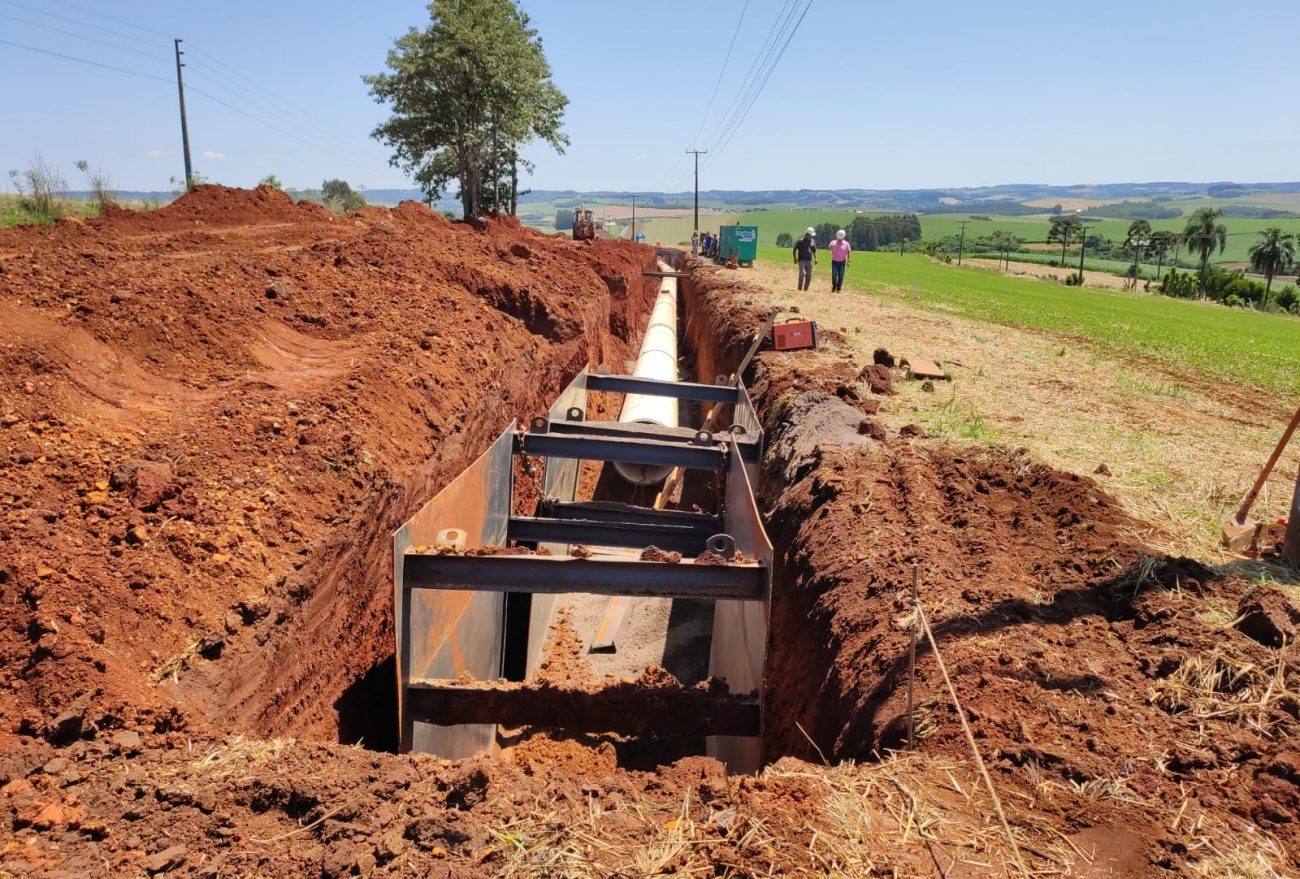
[364,0,568,220]
[1248,226,1296,303]
[322,179,366,213]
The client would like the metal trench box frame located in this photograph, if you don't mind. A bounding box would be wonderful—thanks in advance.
[392,368,771,771]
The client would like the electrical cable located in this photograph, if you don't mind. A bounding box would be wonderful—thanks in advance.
[0,38,172,83]
[698,0,799,153]
[703,0,813,170]
[702,0,811,170]
[0,0,161,49]
[689,0,749,147]
[183,83,387,170]
[44,0,174,39]
[182,59,378,165]
[0,10,167,61]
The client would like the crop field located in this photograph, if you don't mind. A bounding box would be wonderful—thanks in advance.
[745,206,1300,264]
[757,245,1300,394]
[633,211,742,244]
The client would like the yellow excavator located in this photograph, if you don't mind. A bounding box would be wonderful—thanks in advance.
[572,206,596,241]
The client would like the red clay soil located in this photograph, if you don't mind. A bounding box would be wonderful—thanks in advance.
[685,264,1300,873]
[0,185,660,755]
[2,213,1299,877]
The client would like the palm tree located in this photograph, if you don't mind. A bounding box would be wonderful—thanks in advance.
[1247,226,1296,308]
[1182,207,1227,297]
[1123,219,1152,289]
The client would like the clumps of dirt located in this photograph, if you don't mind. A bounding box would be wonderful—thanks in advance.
[639,546,681,563]
[0,184,661,751]
[872,347,895,367]
[686,265,1300,865]
[898,423,926,438]
[693,550,730,566]
[105,184,334,233]
[857,362,894,395]
[1236,584,1300,647]
[408,544,553,557]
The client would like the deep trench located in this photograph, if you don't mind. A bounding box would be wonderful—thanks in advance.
[330,257,807,769]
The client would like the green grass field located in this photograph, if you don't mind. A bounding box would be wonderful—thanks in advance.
[757,245,1299,394]
[745,208,1300,265]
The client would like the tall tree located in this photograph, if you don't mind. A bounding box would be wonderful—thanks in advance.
[364,0,568,220]
[1149,231,1178,282]
[1248,226,1296,307]
[1182,207,1227,297]
[1047,216,1083,266]
[1123,219,1152,289]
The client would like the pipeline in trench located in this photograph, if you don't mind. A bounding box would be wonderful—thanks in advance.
[389,251,774,772]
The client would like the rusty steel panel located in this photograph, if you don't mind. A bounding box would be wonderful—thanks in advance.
[707,437,773,773]
[393,422,514,757]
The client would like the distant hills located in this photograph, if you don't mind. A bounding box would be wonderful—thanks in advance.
[61,180,1300,215]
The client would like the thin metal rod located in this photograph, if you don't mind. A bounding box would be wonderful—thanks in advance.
[907,563,918,749]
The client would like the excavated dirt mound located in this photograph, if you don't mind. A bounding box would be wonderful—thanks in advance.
[0,187,659,753]
[2,227,1298,877]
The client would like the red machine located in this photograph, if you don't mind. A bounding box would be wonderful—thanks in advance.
[772,318,818,352]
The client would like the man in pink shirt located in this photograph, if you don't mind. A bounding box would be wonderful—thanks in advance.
[828,229,851,292]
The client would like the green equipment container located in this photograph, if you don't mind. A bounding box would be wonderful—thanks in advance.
[718,224,758,267]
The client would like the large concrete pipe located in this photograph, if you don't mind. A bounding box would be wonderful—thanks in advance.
[614,267,678,484]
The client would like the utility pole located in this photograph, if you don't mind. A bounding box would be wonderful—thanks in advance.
[686,149,707,242]
[1078,224,1087,279]
[631,194,636,243]
[956,220,968,266]
[173,38,194,191]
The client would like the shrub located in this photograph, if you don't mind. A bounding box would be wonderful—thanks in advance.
[1161,268,1198,298]
[1274,285,1300,314]
[1063,272,1084,286]
[775,232,793,247]
[74,160,115,214]
[8,154,66,219]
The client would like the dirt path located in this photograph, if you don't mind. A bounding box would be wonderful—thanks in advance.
[747,258,1296,559]
[965,256,1137,289]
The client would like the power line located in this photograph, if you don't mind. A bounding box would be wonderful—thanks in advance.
[183,83,382,168]
[185,44,339,136]
[0,10,168,61]
[182,58,377,165]
[689,0,750,146]
[702,0,813,170]
[0,38,172,83]
[0,0,162,49]
[45,0,174,39]
[698,0,799,153]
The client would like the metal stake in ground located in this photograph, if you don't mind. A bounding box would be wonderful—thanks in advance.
[907,564,918,749]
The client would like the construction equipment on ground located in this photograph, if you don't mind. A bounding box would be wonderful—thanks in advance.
[717,224,758,267]
[392,263,771,772]
[572,206,596,241]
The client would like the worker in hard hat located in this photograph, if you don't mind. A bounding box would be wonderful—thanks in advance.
[793,227,817,291]
[828,229,851,292]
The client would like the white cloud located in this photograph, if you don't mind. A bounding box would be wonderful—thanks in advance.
[201,150,226,160]
[144,149,168,158]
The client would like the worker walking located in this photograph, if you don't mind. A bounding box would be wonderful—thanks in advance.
[793,227,817,291]
[828,229,851,292]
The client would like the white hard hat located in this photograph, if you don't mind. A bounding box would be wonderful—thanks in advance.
[805,227,815,235]
[836,229,846,240]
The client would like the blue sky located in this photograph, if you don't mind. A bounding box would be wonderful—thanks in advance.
[2,0,1297,194]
